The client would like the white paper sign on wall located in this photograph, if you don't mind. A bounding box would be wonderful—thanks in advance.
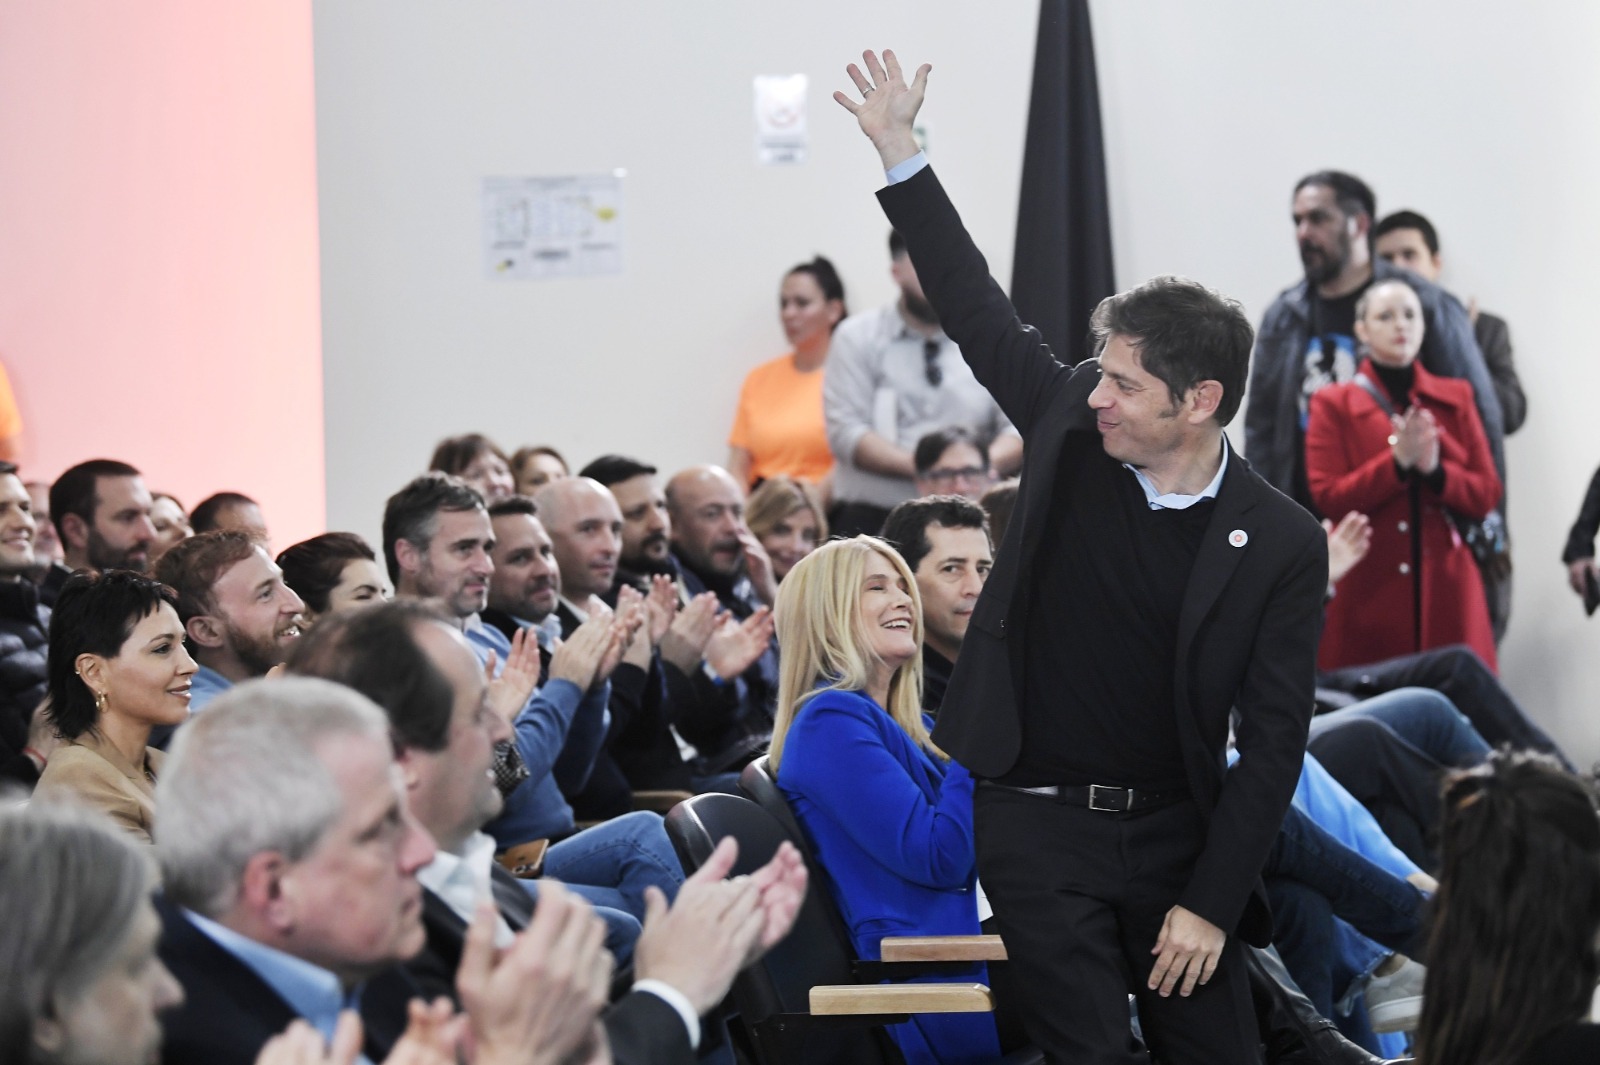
[754,74,808,165]
[482,171,625,280]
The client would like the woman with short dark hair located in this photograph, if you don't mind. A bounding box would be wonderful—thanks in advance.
[33,571,196,842]
[276,532,389,626]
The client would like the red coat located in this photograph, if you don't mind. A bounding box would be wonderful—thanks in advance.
[1306,359,1502,673]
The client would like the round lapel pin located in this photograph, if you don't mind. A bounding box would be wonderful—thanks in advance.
[1228,529,1248,548]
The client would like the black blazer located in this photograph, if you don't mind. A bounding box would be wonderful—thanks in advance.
[156,898,411,1065]
[405,868,696,1065]
[880,167,1327,945]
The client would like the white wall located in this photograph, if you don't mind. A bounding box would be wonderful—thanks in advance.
[314,1,1600,764]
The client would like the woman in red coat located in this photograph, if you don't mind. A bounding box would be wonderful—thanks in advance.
[1306,278,1501,672]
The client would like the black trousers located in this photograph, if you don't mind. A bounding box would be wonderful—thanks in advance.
[1318,644,1568,766]
[975,785,1261,1065]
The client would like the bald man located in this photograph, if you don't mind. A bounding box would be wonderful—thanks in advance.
[662,466,780,774]
[535,476,626,634]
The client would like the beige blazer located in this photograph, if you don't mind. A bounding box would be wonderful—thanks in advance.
[34,729,165,844]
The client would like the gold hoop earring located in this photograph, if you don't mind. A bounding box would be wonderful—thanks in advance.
[94,690,108,715]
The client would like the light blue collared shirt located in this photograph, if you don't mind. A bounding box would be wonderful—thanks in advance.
[1124,437,1229,511]
[183,909,369,1060]
[187,664,234,714]
[885,150,930,184]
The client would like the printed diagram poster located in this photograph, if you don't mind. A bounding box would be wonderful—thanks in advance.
[754,74,807,165]
[483,172,624,280]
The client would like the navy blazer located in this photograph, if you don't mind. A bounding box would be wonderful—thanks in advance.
[777,688,998,1065]
[879,166,1327,945]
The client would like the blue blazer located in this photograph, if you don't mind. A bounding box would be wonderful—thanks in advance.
[777,688,998,1065]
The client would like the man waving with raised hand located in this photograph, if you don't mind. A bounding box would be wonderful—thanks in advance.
[836,50,1327,1065]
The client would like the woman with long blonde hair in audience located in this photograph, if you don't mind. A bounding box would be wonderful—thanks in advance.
[770,536,998,1065]
[34,571,196,843]
[1415,751,1600,1064]
[1305,277,1501,672]
[744,475,828,584]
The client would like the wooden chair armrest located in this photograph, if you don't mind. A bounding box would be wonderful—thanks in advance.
[880,935,1008,962]
[495,839,550,879]
[631,790,694,814]
[810,983,994,1015]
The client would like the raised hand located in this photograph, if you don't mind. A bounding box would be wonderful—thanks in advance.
[644,574,678,644]
[659,592,720,674]
[548,617,613,691]
[383,999,464,1065]
[486,626,541,723]
[598,594,646,680]
[833,49,930,169]
[252,1015,361,1065]
[1322,511,1372,587]
[457,885,612,1065]
[633,838,765,1015]
[736,524,779,606]
[705,607,775,681]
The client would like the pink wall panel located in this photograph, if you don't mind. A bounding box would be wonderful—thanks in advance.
[0,1,325,551]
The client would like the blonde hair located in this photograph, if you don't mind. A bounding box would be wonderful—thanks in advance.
[769,536,937,771]
[746,475,829,543]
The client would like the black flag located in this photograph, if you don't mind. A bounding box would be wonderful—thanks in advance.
[1010,0,1115,365]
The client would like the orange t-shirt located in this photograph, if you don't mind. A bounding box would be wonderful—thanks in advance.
[728,353,833,486]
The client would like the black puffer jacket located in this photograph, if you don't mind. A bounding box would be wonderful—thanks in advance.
[0,578,50,786]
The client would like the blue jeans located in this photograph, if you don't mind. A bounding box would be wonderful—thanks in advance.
[542,810,685,919]
[1311,686,1490,767]
[518,881,642,967]
[1265,805,1424,1020]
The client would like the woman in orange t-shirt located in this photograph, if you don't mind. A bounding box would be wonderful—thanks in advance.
[728,256,847,492]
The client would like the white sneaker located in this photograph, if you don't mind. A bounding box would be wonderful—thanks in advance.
[1365,956,1425,1034]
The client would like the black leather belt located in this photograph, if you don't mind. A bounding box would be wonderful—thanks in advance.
[980,780,1187,812]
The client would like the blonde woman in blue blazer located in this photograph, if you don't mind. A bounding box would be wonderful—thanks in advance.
[770,536,997,1065]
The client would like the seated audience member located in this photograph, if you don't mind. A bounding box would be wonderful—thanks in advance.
[289,600,808,1065]
[1563,462,1600,605]
[0,462,51,786]
[149,493,194,564]
[745,475,827,583]
[431,433,516,504]
[25,479,64,569]
[482,497,563,650]
[912,427,994,501]
[153,676,616,1065]
[772,535,998,1065]
[44,459,157,605]
[276,531,391,628]
[385,474,617,840]
[511,444,570,496]
[34,571,196,842]
[0,804,185,1065]
[1414,753,1600,1064]
[663,466,780,770]
[188,492,268,545]
[1317,510,1566,762]
[155,531,304,716]
[578,455,674,591]
[880,495,991,714]
[727,255,848,490]
[1372,210,1526,436]
[1305,278,1501,672]
[978,478,1018,549]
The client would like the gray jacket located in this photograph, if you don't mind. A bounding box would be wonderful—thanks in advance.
[1244,258,1505,504]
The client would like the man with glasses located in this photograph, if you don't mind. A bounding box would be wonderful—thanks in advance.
[912,426,995,501]
[823,229,1021,536]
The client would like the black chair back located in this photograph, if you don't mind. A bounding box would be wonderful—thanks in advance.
[665,793,897,1065]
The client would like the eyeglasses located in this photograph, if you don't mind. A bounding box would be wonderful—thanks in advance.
[924,466,992,486]
[923,339,943,388]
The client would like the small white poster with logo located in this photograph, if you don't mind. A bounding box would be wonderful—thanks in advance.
[754,74,808,165]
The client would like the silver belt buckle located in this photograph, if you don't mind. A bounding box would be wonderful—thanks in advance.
[1088,784,1123,812]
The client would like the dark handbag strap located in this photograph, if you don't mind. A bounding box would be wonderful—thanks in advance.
[1350,372,1398,419]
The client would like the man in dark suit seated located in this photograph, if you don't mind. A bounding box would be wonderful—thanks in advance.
[289,598,809,1065]
[152,675,616,1065]
[835,52,1329,1064]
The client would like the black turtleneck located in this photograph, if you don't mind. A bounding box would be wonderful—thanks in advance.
[1370,361,1415,408]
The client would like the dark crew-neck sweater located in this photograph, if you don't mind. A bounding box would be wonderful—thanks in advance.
[999,433,1213,790]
